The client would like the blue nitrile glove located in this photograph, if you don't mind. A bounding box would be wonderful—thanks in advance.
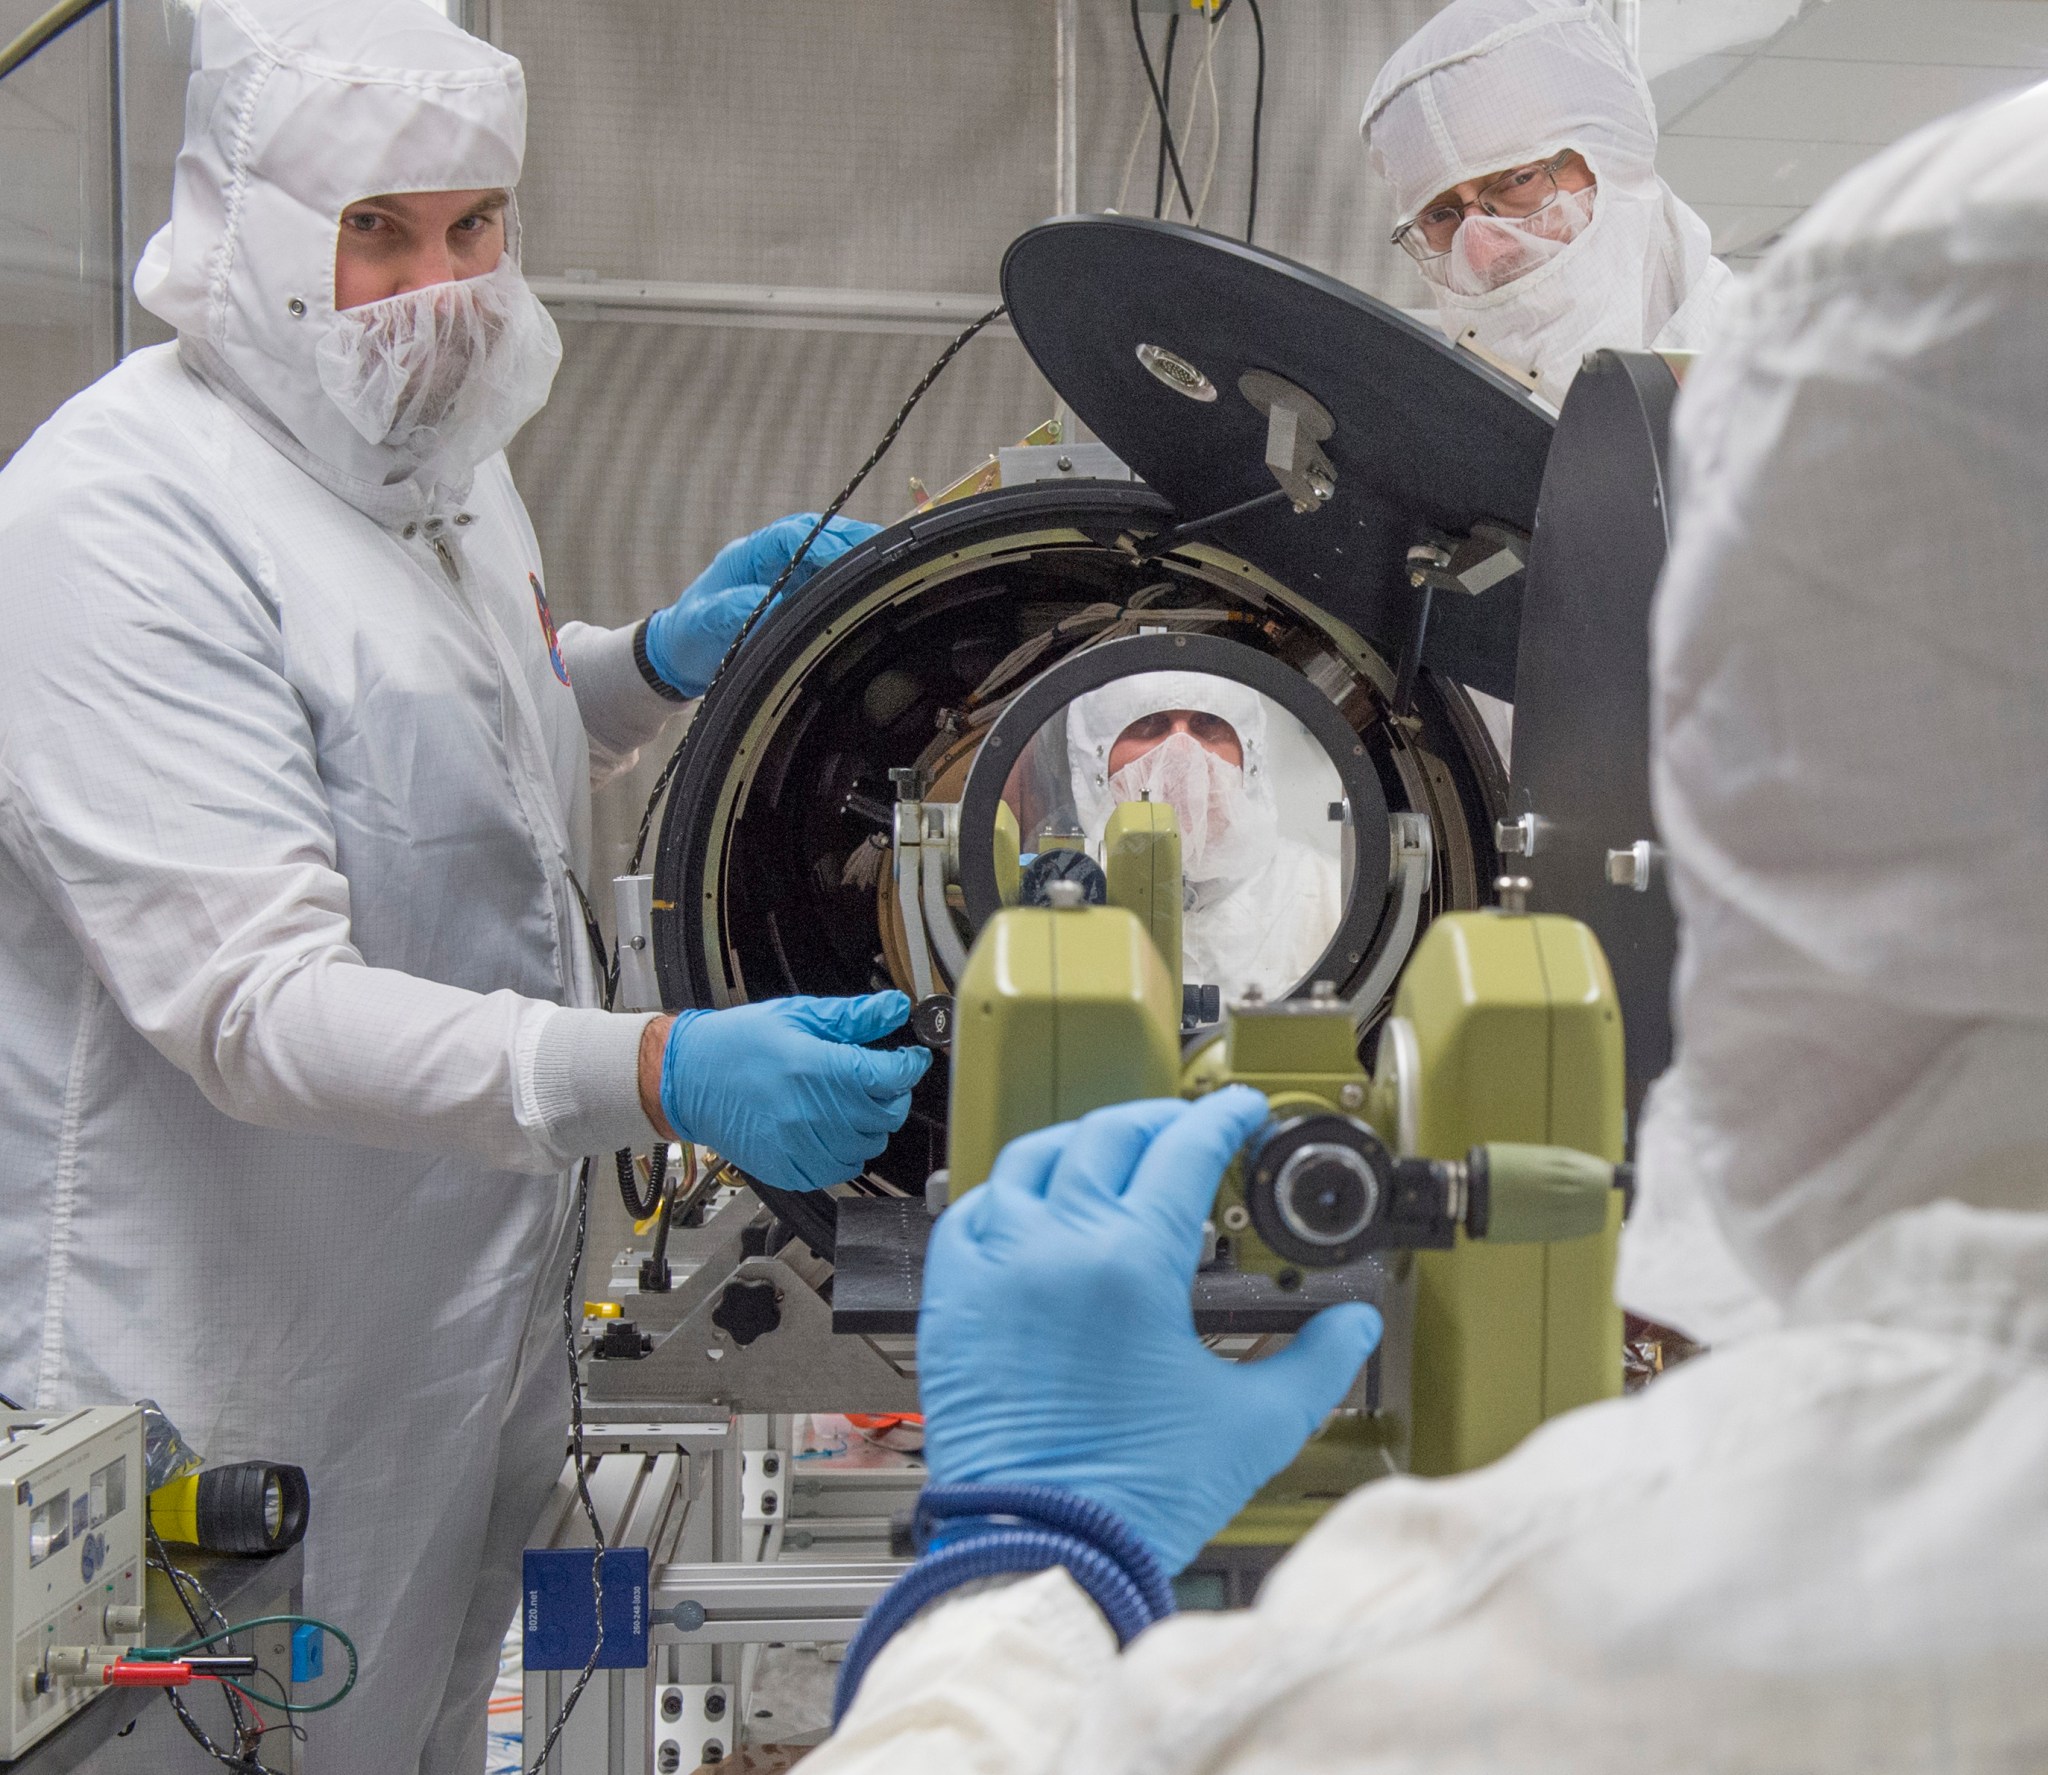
[659,992,929,1192]
[643,514,882,697]
[918,1088,1384,1574]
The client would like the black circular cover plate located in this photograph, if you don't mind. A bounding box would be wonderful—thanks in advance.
[1001,216,1555,701]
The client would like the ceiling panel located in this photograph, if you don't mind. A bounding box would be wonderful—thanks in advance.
[1666,54,2029,144]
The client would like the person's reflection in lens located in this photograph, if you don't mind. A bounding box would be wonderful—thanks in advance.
[1067,673,1344,1002]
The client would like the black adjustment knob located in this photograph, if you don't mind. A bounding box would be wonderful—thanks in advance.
[910,994,956,1049]
[1242,1115,1393,1268]
[593,1319,653,1361]
[711,1280,782,1348]
[1018,849,1107,906]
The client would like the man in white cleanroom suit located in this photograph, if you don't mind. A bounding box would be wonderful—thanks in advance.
[0,1,927,1769]
[801,84,2048,1772]
[1362,0,1735,412]
[1065,673,1342,1002]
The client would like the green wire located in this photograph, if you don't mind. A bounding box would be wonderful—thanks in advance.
[135,1614,359,1716]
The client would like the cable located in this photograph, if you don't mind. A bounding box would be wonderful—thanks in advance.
[520,1154,610,1775]
[1181,7,1224,226]
[626,302,1010,885]
[0,0,106,83]
[1130,0,1195,223]
[1153,10,1178,219]
[139,1616,360,1716]
[1243,0,1267,244]
[146,1526,281,1774]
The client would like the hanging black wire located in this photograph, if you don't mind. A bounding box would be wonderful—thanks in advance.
[1244,0,1268,244]
[625,302,1011,883]
[1130,0,1196,222]
[520,1153,610,1775]
[1153,10,1180,219]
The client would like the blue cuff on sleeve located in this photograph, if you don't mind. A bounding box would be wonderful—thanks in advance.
[831,1482,1174,1725]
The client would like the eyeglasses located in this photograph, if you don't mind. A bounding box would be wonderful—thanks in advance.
[1391,154,1579,263]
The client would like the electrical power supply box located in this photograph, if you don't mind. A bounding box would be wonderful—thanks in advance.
[3,1406,148,1757]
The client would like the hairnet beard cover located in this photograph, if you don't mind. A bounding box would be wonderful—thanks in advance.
[1105,731,1279,889]
[1424,183,1596,296]
[314,259,562,481]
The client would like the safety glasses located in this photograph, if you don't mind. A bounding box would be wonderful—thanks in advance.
[1391,153,1580,263]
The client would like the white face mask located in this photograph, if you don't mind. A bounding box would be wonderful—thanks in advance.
[1423,182,1597,296]
[313,257,562,482]
[1105,730,1279,887]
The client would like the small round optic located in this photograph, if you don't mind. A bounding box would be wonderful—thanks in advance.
[1272,1144,1379,1248]
[1136,342,1219,402]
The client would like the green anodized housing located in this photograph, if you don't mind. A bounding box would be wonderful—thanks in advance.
[946,892,1627,1517]
[1100,799,1182,1005]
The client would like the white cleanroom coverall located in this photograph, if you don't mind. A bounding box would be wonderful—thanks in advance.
[1362,0,1736,411]
[803,85,2048,1774]
[0,1,681,1768]
[1064,673,1343,1003]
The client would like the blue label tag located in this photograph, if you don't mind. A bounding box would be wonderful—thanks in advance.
[521,1548,651,1671]
[290,1623,326,1685]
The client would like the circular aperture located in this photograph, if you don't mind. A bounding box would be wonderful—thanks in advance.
[650,484,1508,1209]
[1273,1143,1380,1248]
[1246,1114,1393,1268]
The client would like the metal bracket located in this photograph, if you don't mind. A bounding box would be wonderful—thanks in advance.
[1345,813,1434,1027]
[1452,326,1543,395]
[1239,369,1337,513]
[654,1683,730,1771]
[594,1257,919,1415]
[918,803,970,983]
[1406,522,1529,600]
[613,873,662,1011]
[890,785,939,1005]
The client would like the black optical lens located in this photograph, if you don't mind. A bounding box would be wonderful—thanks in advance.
[1275,1147,1377,1246]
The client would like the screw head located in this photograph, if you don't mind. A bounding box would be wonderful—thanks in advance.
[287,297,307,317]
[704,1689,727,1720]
[1221,1204,1250,1232]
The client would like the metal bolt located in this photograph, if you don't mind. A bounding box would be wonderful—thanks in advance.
[760,1490,778,1515]
[701,1741,725,1764]
[1221,1204,1250,1231]
[660,1690,684,1722]
[762,1454,780,1477]
[1495,811,1540,858]
[1606,840,1655,892]
[287,297,307,317]
[1056,454,1073,471]
[1339,1082,1365,1110]
[1495,875,1533,914]
[704,1689,727,1720]
[657,1745,681,1773]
